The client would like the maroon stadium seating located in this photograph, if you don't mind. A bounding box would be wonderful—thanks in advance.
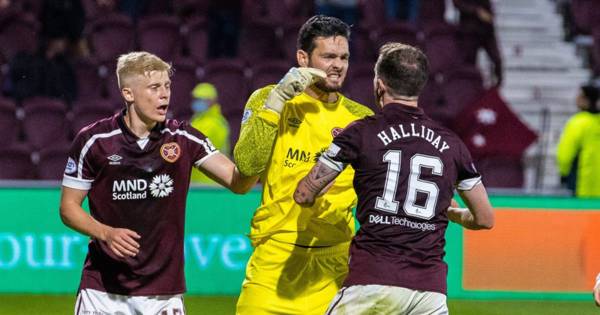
[87,13,135,64]
[137,15,183,62]
[358,0,385,29]
[374,22,421,50]
[423,22,463,74]
[203,58,249,117]
[22,96,70,149]
[37,144,71,180]
[476,156,525,188]
[0,10,39,61]
[73,57,105,101]
[70,99,118,135]
[343,62,377,112]
[183,17,209,64]
[0,143,35,179]
[170,59,198,120]
[238,21,283,63]
[0,97,20,146]
[249,60,290,92]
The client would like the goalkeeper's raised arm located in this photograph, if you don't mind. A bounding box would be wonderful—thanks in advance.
[233,67,325,176]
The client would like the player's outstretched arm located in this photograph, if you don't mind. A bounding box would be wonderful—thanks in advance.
[198,152,259,194]
[60,187,140,258]
[450,183,494,230]
[294,160,340,207]
[594,273,600,307]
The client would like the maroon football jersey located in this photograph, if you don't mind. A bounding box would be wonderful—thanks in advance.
[62,111,217,295]
[320,104,481,295]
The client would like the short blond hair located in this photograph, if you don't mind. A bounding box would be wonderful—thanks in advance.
[116,51,173,88]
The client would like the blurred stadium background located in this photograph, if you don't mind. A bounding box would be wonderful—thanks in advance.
[0,0,599,314]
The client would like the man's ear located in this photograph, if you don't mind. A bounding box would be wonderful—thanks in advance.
[121,87,134,103]
[297,50,309,67]
[376,79,387,95]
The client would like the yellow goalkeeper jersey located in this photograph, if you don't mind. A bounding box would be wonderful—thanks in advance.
[234,86,373,247]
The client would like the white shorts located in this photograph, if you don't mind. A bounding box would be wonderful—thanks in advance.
[75,288,185,315]
[325,284,448,315]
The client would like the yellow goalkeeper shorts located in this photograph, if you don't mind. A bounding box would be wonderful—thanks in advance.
[236,238,350,315]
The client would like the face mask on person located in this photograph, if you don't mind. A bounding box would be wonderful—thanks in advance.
[192,99,210,113]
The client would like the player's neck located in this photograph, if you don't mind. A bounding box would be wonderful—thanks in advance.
[306,86,339,103]
[382,94,418,108]
[124,108,156,139]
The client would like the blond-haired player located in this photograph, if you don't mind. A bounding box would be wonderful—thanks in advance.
[233,15,373,314]
[60,51,257,315]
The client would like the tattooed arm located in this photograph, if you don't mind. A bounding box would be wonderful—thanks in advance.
[294,161,342,207]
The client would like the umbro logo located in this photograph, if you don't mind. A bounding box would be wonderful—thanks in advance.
[108,154,122,165]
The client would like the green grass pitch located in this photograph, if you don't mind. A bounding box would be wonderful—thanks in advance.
[0,295,598,314]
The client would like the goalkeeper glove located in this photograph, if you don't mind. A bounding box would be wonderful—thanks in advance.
[264,67,326,113]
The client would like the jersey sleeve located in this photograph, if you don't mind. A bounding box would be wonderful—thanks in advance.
[319,121,362,172]
[233,86,280,176]
[455,140,482,191]
[179,122,219,167]
[62,130,102,190]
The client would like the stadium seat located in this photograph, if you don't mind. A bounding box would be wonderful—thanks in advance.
[87,13,135,64]
[173,0,211,19]
[73,57,105,101]
[476,156,525,188]
[419,74,450,127]
[170,59,199,120]
[423,22,463,74]
[281,21,302,63]
[238,22,282,63]
[22,97,70,149]
[417,0,446,25]
[249,60,290,92]
[358,0,385,29]
[343,62,377,112]
[351,27,377,63]
[137,15,183,62]
[0,97,20,146]
[183,17,209,64]
[37,144,71,180]
[70,99,118,135]
[571,0,595,34]
[224,110,242,149]
[241,0,292,25]
[441,66,485,122]
[81,0,117,21]
[0,143,36,179]
[0,10,39,61]
[374,22,422,50]
[202,59,249,118]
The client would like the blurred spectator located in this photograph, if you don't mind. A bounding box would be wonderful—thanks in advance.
[40,0,87,58]
[189,82,231,185]
[7,50,77,103]
[208,0,241,58]
[385,0,420,24]
[453,0,503,87]
[556,84,600,197]
[315,0,358,26]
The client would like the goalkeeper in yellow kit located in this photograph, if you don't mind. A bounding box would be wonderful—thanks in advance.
[233,15,373,314]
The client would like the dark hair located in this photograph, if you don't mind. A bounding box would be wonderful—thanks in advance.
[581,84,599,113]
[375,42,428,97]
[297,15,350,55]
